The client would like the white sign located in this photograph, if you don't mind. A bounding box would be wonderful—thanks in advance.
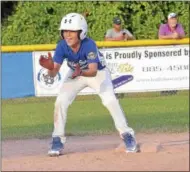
[33,51,69,96]
[100,45,189,93]
[33,45,189,96]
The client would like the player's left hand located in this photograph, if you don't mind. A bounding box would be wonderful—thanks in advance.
[71,64,82,79]
[39,52,54,70]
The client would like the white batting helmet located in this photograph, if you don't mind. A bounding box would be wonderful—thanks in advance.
[59,13,88,40]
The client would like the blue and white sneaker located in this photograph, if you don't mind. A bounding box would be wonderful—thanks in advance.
[48,137,64,157]
[121,132,138,153]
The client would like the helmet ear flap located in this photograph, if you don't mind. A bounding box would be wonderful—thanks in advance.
[78,30,82,40]
[60,30,64,39]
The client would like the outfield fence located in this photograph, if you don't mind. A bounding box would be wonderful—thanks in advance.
[1,38,189,99]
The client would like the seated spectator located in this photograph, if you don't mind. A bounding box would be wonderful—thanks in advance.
[158,13,185,39]
[105,17,135,41]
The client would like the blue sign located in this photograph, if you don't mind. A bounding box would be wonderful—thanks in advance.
[2,52,35,99]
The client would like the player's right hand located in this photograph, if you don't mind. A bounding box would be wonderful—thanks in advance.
[39,52,54,70]
[71,64,82,79]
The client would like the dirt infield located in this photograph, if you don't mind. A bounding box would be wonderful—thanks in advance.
[2,132,189,171]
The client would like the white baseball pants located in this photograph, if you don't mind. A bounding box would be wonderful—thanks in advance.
[52,67,134,143]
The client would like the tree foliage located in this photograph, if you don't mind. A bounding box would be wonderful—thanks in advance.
[1,1,189,45]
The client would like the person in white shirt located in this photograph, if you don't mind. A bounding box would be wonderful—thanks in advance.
[105,17,135,41]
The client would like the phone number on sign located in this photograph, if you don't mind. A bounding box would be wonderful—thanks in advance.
[142,65,189,72]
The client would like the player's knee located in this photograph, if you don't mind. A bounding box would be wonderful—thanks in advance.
[55,94,72,109]
[101,93,118,106]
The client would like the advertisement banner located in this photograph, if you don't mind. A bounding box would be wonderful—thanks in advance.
[33,45,189,96]
[100,45,189,93]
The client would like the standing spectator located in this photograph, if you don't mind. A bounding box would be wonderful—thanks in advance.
[159,12,185,96]
[105,17,135,41]
[158,13,185,39]
[105,17,135,98]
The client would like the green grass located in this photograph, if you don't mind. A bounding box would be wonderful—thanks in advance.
[2,91,189,140]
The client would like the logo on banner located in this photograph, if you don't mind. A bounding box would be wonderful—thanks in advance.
[37,68,61,89]
[118,63,134,73]
[112,75,134,89]
[107,63,134,74]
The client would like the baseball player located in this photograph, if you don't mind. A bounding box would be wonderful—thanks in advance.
[39,13,137,156]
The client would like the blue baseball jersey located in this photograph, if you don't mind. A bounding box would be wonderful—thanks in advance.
[53,38,106,71]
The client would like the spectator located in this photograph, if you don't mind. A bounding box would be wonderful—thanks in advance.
[159,12,185,96]
[158,13,185,39]
[105,17,135,41]
[105,17,135,99]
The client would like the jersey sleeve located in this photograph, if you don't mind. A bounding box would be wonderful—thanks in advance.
[105,29,112,38]
[158,24,165,36]
[53,41,65,65]
[178,24,185,36]
[85,40,100,64]
[123,29,133,38]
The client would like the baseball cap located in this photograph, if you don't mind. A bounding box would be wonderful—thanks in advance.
[113,17,121,25]
[168,13,177,19]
